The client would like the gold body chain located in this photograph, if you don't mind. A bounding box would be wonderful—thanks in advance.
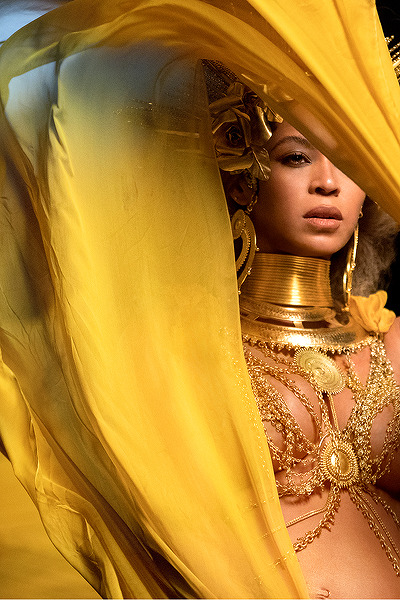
[244,335,400,574]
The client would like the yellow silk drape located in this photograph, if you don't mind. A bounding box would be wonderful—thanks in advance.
[0,1,399,598]
[0,453,99,598]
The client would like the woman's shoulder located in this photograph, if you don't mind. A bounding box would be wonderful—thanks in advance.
[384,315,400,348]
[383,316,400,384]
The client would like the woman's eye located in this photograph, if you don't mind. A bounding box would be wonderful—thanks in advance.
[280,152,310,166]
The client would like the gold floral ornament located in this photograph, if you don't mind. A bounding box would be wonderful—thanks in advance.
[209,81,282,181]
[207,77,282,291]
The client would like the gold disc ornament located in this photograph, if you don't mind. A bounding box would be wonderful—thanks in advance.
[295,349,345,394]
[319,439,359,488]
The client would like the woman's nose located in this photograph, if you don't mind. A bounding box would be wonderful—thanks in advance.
[309,156,340,196]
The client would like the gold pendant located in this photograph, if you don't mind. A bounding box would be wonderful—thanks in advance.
[294,349,345,394]
[319,438,359,488]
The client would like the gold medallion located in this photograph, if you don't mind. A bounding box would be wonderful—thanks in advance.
[295,349,345,394]
[319,439,359,488]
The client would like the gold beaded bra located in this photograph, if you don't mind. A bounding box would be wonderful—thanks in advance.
[241,254,400,574]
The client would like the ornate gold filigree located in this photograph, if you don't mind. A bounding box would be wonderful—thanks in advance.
[319,438,360,488]
[294,349,345,395]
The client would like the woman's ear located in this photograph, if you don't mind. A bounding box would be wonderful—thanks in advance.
[220,171,256,207]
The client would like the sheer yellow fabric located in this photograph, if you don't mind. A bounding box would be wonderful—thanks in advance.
[350,291,397,333]
[0,454,99,599]
[0,1,399,598]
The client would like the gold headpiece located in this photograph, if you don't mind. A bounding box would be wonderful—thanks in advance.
[203,60,283,290]
[203,60,282,181]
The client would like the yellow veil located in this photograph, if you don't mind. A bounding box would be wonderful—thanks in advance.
[0,1,399,598]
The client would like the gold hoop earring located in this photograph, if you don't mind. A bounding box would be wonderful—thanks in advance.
[231,209,257,292]
[343,224,359,311]
[229,172,259,210]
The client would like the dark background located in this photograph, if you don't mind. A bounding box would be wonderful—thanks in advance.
[376,2,400,313]
[377,2,400,37]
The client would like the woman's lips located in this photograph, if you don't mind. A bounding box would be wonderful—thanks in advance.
[303,206,343,230]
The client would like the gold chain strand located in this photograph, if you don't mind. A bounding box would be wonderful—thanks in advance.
[292,486,342,552]
[349,487,400,575]
[285,494,332,529]
[366,486,400,530]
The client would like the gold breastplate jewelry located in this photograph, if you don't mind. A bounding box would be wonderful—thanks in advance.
[241,253,400,574]
[245,337,400,573]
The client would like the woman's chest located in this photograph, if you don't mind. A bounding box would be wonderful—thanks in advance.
[245,338,400,494]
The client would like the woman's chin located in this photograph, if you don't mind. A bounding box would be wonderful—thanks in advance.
[261,242,342,259]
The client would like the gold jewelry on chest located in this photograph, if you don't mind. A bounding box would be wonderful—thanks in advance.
[244,335,400,573]
[294,348,345,394]
[240,252,400,574]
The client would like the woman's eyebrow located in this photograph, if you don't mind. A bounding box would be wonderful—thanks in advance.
[269,135,313,153]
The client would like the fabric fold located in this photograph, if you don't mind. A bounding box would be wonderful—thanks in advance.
[0,1,399,597]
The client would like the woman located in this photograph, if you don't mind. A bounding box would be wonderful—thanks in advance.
[208,71,400,594]
[1,1,400,598]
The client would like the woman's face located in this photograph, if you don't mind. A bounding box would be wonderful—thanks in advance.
[251,122,366,258]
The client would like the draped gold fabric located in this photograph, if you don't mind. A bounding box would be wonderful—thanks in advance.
[0,453,99,598]
[0,1,399,598]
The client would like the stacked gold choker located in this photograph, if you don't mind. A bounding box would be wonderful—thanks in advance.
[240,253,370,350]
[242,253,334,307]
